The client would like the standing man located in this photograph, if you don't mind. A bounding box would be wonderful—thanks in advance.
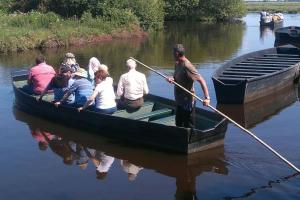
[167,44,210,128]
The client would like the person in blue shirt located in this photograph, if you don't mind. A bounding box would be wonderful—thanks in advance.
[54,68,93,108]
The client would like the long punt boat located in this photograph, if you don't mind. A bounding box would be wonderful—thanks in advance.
[12,70,228,154]
[212,45,300,104]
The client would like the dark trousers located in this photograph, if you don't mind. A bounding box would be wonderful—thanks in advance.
[175,105,195,128]
[118,97,144,112]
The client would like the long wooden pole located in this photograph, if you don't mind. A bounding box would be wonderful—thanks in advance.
[130,57,300,173]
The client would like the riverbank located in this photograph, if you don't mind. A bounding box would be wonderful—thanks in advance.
[0,11,147,53]
[246,2,300,13]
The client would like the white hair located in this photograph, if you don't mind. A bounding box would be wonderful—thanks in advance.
[126,59,136,70]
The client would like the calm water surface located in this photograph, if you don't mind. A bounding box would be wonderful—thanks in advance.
[1,13,300,199]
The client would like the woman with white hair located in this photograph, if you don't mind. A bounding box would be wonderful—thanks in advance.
[78,64,117,114]
[87,57,101,83]
[117,58,149,111]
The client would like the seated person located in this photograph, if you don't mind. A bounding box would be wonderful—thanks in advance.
[87,57,101,83]
[117,59,149,111]
[26,55,56,94]
[61,52,79,73]
[55,68,93,108]
[38,65,74,104]
[78,64,117,114]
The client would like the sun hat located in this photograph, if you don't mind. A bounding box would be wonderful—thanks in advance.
[74,68,88,78]
[65,52,75,58]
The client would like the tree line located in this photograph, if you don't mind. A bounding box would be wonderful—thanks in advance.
[1,0,246,30]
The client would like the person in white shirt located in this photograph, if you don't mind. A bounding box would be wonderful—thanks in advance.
[87,57,101,83]
[117,58,149,111]
[78,64,117,114]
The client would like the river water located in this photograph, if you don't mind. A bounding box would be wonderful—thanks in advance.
[1,13,300,199]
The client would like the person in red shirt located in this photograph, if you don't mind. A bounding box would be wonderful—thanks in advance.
[27,55,56,94]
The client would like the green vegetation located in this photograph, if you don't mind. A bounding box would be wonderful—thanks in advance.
[165,0,246,22]
[246,2,300,13]
[0,0,246,53]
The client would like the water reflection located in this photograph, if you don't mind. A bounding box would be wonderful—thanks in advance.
[217,84,298,129]
[14,108,228,199]
[260,26,275,41]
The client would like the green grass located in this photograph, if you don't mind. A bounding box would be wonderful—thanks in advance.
[246,2,300,13]
[0,11,140,53]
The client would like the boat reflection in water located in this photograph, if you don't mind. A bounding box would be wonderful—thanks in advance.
[260,25,275,41]
[217,84,298,129]
[14,108,228,199]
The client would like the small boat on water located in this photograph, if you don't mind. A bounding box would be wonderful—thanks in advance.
[260,12,283,27]
[12,70,228,154]
[212,45,300,104]
[275,26,300,48]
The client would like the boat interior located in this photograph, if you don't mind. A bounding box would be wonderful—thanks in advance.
[216,53,300,85]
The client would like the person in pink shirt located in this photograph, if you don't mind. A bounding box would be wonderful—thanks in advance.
[27,55,56,94]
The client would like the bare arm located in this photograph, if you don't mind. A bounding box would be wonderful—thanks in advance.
[78,90,98,112]
[196,75,210,106]
[38,82,52,101]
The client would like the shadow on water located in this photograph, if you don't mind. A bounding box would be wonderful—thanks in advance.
[217,84,298,129]
[13,108,228,200]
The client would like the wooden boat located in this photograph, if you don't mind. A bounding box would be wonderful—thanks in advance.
[12,70,228,154]
[212,45,300,104]
[14,107,227,198]
[217,84,298,129]
[275,26,300,48]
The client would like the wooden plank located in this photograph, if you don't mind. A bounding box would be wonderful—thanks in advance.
[219,75,254,79]
[223,71,267,76]
[236,63,291,67]
[226,68,277,73]
[218,77,249,81]
[242,60,299,65]
[248,57,300,62]
[131,108,172,120]
[230,66,285,70]
[263,54,300,58]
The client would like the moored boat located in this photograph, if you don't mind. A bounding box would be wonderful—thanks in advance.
[212,45,300,104]
[275,26,300,48]
[12,70,228,154]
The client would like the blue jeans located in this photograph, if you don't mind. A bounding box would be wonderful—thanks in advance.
[94,107,117,115]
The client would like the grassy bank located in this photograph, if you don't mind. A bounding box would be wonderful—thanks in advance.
[246,2,300,13]
[0,11,146,53]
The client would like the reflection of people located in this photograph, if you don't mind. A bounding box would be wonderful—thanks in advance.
[27,55,56,94]
[96,152,114,180]
[30,127,55,151]
[166,44,210,128]
[68,141,89,170]
[85,149,114,180]
[117,59,149,111]
[120,160,143,181]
